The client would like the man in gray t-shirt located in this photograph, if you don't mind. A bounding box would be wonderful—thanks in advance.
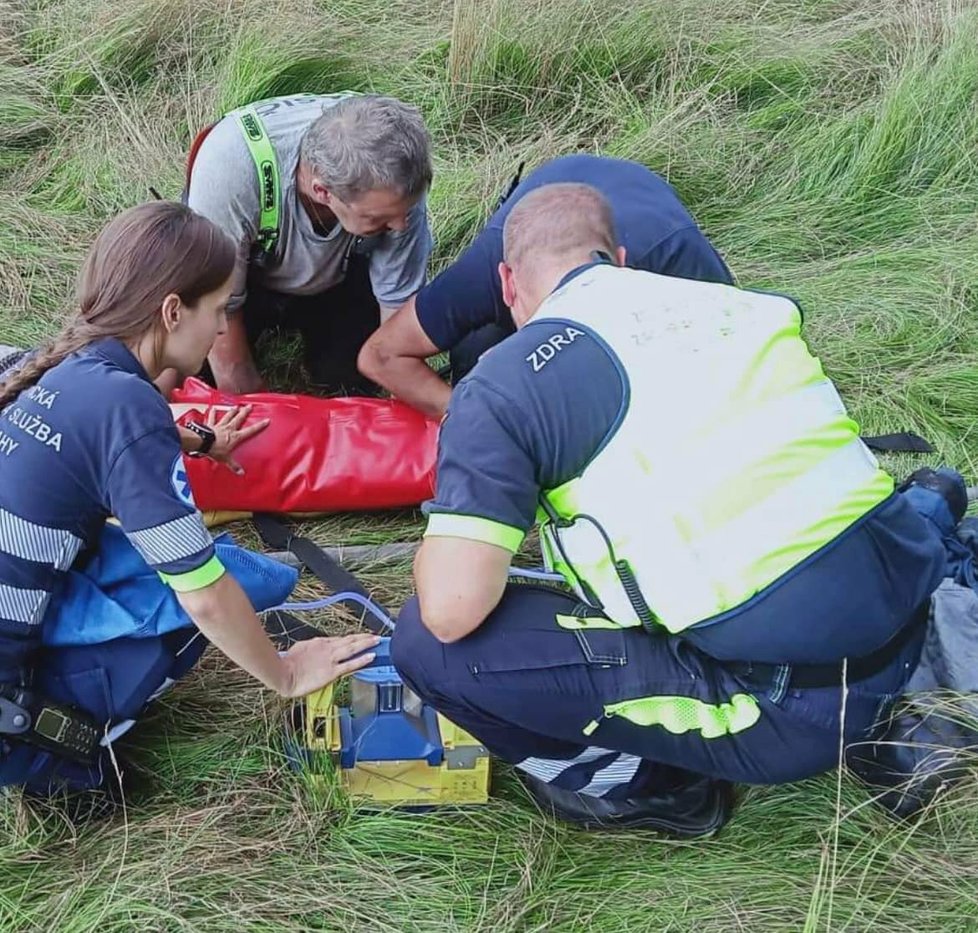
[186,93,434,395]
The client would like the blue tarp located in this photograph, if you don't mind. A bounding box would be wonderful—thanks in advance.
[43,523,298,646]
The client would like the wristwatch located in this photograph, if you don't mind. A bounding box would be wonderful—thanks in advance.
[185,421,216,457]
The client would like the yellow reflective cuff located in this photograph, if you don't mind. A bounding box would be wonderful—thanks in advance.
[159,554,226,592]
[424,513,524,553]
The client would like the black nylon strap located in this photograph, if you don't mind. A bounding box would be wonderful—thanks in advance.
[495,160,526,210]
[253,513,390,635]
[262,609,325,648]
[861,432,934,454]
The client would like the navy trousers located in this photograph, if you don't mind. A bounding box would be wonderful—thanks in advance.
[392,584,924,794]
[0,627,206,794]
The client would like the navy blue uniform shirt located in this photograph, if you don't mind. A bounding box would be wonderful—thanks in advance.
[415,154,733,351]
[0,339,220,682]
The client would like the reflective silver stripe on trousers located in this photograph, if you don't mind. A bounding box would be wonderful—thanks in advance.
[518,746,643,797]
[577,753,642,796]
[126,513,213,566]
[0,508,83,570]
[0,583,50,625]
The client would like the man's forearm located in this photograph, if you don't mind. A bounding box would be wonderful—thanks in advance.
[208,313,265,394]
[366,354,451,420]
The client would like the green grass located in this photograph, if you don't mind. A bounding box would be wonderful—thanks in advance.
[3,0,978,929]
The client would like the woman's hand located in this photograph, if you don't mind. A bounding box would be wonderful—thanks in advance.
[178,575,381,698]
[279,633,381,698]
[207,404,270,475]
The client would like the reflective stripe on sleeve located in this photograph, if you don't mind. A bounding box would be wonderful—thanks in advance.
[424,513,524,552]
[0,583,50,625]
[126,513,214,567]
[0,508,83,570]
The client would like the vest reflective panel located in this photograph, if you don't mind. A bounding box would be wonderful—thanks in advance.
[536,265,894,633]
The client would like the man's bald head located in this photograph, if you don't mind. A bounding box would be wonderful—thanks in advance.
[502,182,618,271]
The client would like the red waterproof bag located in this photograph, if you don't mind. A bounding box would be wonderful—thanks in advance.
[170,378,438,513]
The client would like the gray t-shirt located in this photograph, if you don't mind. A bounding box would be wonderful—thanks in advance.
[187,93,433,311]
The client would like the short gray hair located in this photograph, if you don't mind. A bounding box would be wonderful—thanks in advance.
[503,183,618,270]
[300,95,433,203]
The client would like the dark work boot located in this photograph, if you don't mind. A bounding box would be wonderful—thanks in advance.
[520,771,733,837]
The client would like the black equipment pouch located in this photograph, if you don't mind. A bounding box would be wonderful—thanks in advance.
[862,432,935,454]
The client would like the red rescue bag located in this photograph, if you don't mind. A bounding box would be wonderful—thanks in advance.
[170,378,438,513]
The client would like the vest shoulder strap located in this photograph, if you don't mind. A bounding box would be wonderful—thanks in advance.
[234,105,281,258]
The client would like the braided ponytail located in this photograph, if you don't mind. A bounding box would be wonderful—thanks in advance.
[0,201,235,411]
[0,323,92,409]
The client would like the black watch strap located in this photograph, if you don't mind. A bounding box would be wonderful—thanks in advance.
[185,421,216,456]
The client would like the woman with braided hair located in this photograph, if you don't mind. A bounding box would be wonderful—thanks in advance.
[0,201,377,802]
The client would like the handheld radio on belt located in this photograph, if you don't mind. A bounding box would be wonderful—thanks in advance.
[0,686,100,764]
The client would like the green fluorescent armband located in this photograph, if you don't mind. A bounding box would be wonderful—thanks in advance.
[159,554,226,592]
[424,513,524,553]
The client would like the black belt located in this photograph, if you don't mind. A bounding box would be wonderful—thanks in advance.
[726,614,924,692]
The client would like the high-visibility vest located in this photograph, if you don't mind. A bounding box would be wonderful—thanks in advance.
[536,264,894,634]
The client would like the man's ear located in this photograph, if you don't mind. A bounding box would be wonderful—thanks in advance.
[499,261,516,309]
[314,180,334,205]
[616,245,627,267]
[160,293,182,334]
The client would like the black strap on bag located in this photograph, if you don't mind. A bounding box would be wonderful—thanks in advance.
[260,610,326,647]
[861,432,935,454]
[495,161,526,211]
[253,513,390,637]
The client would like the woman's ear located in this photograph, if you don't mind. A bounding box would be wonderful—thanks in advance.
[160,293,182,334]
